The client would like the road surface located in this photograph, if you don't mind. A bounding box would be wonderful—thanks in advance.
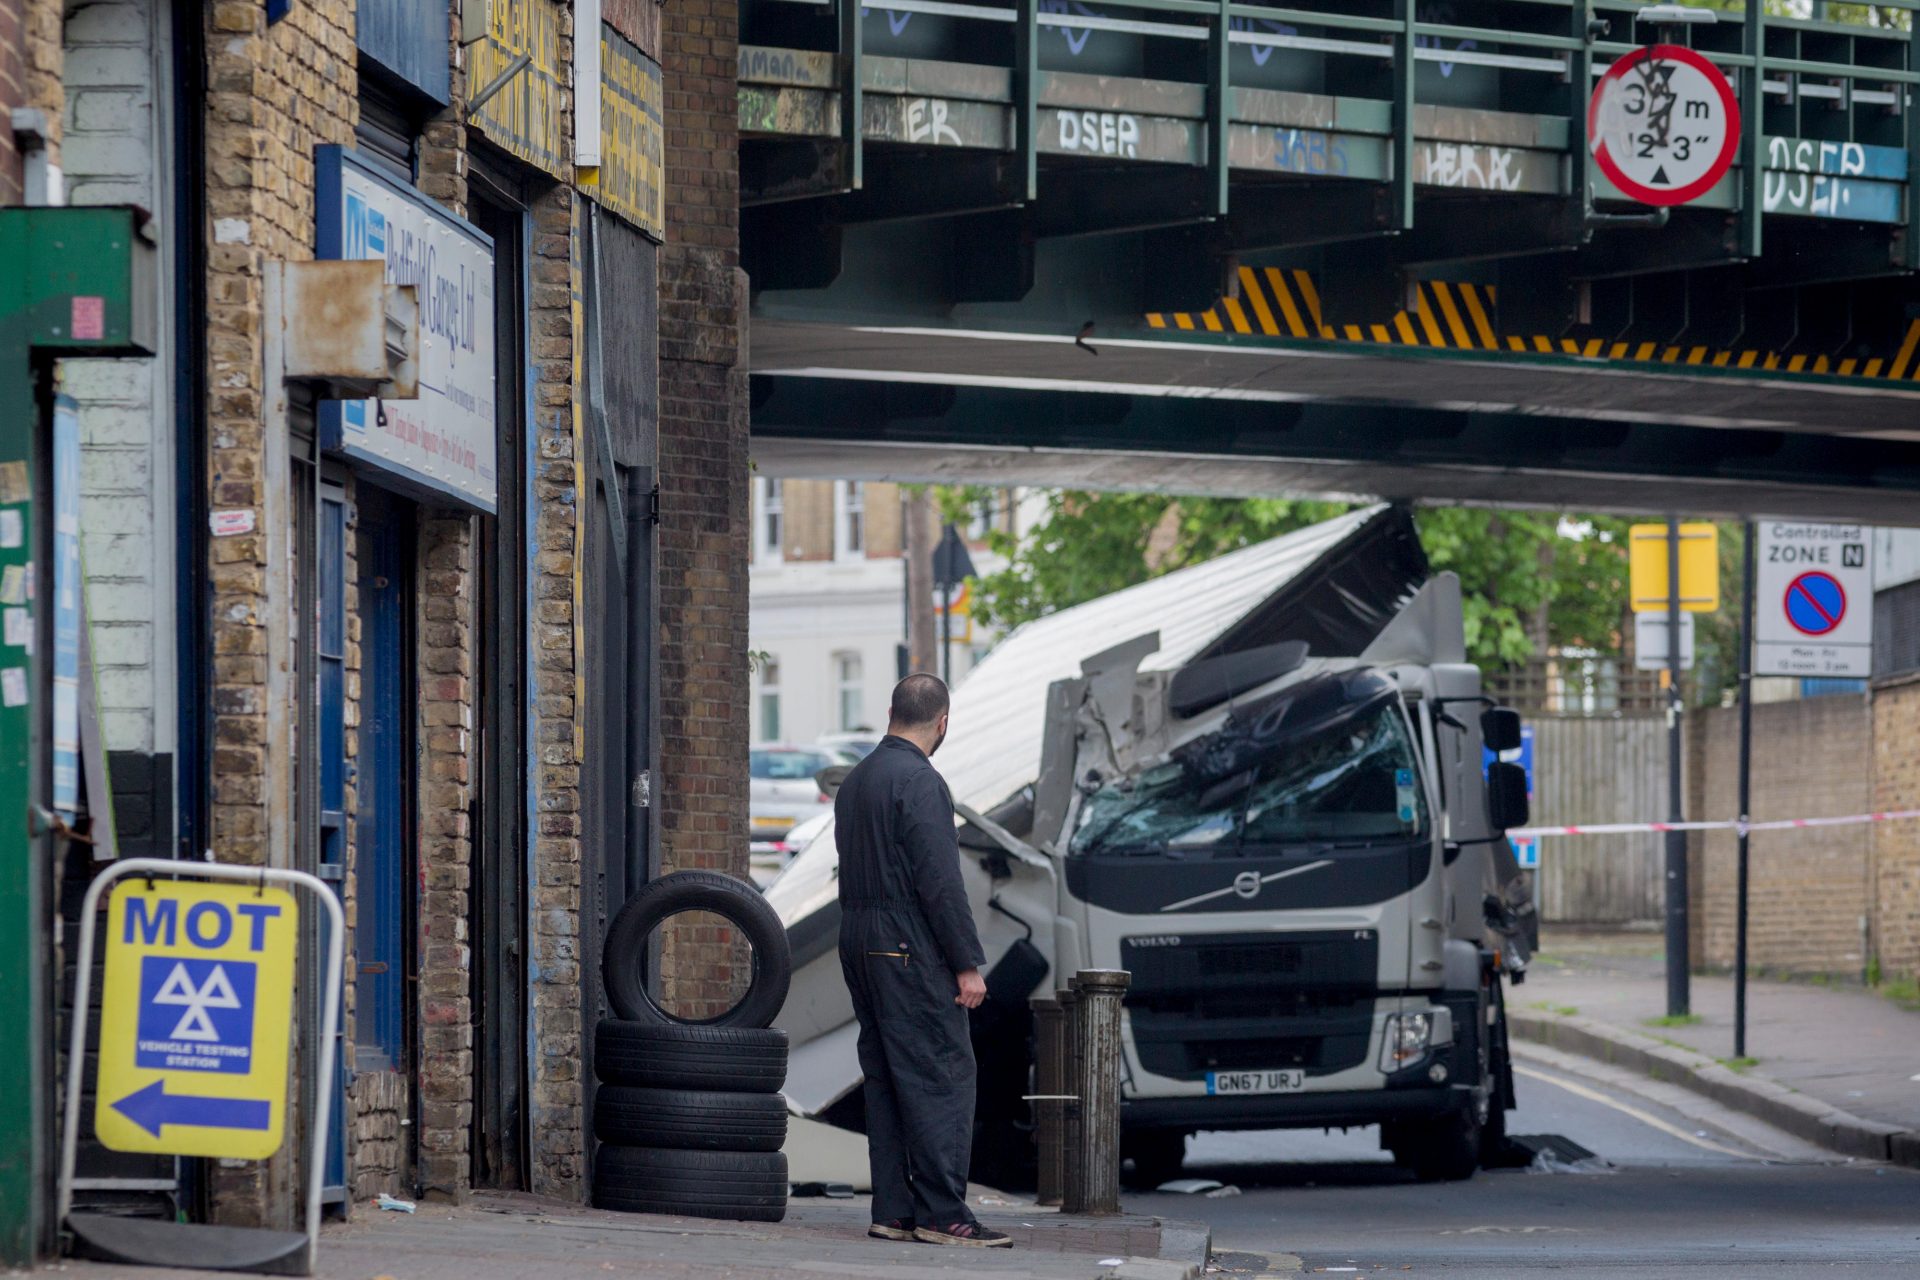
[1129,1043,1920,1277]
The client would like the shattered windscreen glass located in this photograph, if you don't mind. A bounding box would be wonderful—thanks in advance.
[1069,671,1429,856]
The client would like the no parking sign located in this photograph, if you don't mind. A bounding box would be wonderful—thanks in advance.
[1754,522,1874,678]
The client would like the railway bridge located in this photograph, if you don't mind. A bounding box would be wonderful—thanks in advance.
[737,0,1920,520]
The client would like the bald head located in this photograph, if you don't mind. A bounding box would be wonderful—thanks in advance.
[888,674,951,756]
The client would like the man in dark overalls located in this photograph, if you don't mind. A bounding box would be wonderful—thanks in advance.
[835,674,1012,1249]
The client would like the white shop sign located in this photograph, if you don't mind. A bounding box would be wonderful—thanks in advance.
[315,146,498,512]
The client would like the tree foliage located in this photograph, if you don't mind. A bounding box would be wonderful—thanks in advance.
[961,491,1641,671]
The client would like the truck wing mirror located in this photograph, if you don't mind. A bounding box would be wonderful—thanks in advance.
[1480,706,1523,753]
[1486,761,1530,832]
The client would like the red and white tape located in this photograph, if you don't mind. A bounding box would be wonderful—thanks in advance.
[1508,808,1920,840]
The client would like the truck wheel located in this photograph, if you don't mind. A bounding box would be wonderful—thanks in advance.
[1123,1130,1187,1188]
[1386,1110,1482,1182]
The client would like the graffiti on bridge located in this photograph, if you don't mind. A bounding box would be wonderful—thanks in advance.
[1761,138,1903,223]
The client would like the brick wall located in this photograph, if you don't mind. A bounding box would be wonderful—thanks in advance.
[656,0,751,1014]
[780,478,832,560]
[1691,695,1873,978]
[864,481,902,557]
[1873,677,1920,981]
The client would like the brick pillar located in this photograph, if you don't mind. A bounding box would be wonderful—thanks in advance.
[200,0,358,1230]
[417,513,476,1200]
[658,0,751,1020]
[528,183,585,1198]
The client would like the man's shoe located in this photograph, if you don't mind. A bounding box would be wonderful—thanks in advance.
[868,1218,917,1241]
[913,1221,1013,1248]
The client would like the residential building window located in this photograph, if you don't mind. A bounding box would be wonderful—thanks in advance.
[968,492,998,542]
[760,658,781,741]
[835,652,864,730]
[761,478,783,561]
[846,482,865,553]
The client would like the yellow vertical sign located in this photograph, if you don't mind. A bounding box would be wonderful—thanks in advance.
[1629,523,1720,613]
[95,880,298,1159]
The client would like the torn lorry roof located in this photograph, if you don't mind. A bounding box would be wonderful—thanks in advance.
[932,503,1426,814]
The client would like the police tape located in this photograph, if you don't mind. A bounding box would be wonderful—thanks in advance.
[1507,808,1920,840]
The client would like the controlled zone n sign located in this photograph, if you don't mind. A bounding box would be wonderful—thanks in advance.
[95,880,298,1159]
[1589,45,1740,207]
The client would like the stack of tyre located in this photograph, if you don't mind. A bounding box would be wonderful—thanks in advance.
[591,871,795,1223]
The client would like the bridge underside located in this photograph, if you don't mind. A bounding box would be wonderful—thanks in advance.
[750,320,1920,523]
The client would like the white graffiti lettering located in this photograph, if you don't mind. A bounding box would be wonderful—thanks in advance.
[1419,142,1521,192]
[1763,137,1867,216]
[1057,111,1140,158]
[906,99,963,147]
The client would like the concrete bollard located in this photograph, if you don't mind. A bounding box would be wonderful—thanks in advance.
[1064,969,1130,1216]
[1029,994,1067,1207]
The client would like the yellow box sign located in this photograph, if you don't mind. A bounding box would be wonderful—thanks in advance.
[470,0,568,180]
[583,26,666,239]
[95,880,298,1159]
[1629,522,1720,613]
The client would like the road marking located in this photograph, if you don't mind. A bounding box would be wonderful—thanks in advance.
[1513,1063,1764,1161]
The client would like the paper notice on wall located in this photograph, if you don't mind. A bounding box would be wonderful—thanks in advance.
[0,509,21,548]
[1,667,25,707]
[0,565,25,606]
[3,607,28,649]
[0,462,26,504]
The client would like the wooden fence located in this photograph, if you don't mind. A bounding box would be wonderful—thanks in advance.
[1528,715,1667,925]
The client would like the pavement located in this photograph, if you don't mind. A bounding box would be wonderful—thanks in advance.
[1514,926,1920,1168]
[50,1192,1211,1280]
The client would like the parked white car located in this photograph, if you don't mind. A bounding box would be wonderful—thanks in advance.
[749,744,841,844]
[815,731,882,761]
[749,809,835,888]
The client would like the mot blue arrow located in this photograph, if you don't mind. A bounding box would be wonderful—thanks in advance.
[110,1080,271,1137]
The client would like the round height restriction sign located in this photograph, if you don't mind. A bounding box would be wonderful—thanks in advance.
[1589,45,1740,207]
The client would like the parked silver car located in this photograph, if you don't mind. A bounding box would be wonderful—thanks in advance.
[748,744,841,843]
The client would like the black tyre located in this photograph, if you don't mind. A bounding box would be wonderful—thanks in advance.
[1386,1109,1483,1182]
[594,1020,788,1093]
[591,1147,789,1223]
[1122,1130,1188,1188]
[602,870,792,1029]
[594,1086,789,1152]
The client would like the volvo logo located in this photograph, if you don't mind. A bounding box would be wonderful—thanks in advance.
[1129,935,1182,948]
[1233,871,1264,900]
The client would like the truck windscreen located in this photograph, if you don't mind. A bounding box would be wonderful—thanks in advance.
[1070,688,1429,857]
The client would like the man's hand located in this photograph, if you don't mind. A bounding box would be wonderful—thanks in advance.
[955,968,987,1009]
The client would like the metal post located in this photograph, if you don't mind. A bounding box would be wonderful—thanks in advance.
[1069,970,1130,1216]
[1028,995,1066,1207]
[1664,516,1690,1017]
[1056,985,1084,1212]
[1735,521,1755,1058]
[941,581,953,686]
[625,466,658,896]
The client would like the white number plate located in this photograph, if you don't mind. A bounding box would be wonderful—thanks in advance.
[1206,1069,1305,1095]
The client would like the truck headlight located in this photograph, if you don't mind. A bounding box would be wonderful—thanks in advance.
[1379,1012,1433,1072]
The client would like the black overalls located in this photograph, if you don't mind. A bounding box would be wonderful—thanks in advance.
[835,735,986,1229]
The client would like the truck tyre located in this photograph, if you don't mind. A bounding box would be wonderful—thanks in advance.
[1386,1110,1483,1182]
[594,1086,789,1152]
[591,1147,789,1222]
[602,871,792,1029]
[594,1020,788,1093]
[1122,1130,1187,1188]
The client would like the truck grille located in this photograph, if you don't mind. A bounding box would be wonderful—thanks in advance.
[1121,931,1379,1080]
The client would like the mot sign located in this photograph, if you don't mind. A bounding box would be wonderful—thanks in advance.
[95,880,298,1159]
[1754,522,1875,678]
[1589,45,1740,207]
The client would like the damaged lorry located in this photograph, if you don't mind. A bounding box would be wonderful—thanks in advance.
[767,505,1537,1185]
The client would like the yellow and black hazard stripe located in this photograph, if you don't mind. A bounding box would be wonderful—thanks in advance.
[1147,266,1920,383]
